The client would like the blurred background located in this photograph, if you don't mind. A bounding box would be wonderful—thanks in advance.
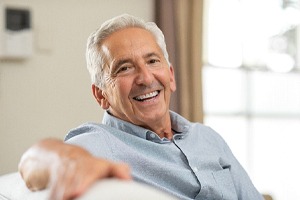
[0,0,299,199]
[203,0,300,199]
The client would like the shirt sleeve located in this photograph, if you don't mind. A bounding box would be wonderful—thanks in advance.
[64,123,114,160]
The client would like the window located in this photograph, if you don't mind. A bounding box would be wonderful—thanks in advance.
[203,0,300,199]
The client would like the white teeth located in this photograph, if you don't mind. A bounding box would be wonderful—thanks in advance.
[135,91,159,100]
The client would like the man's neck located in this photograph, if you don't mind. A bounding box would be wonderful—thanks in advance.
[144,116,173,140]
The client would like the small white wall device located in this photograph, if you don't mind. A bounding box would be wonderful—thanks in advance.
[0,4,33,59]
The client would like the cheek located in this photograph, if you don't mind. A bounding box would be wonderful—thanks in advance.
[113,79,132,99]
[157,70,173,88]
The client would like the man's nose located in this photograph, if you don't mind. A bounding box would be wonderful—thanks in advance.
[135,65,154,86]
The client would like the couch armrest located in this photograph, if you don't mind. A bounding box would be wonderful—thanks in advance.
[0,172,177,200]
[0,172,48,200]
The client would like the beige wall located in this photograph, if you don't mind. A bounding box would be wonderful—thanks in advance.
[0,0,154,175]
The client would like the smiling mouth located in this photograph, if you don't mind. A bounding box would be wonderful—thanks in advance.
[133,90,160,101]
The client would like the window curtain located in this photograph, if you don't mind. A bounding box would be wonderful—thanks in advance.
[155,0,204,123]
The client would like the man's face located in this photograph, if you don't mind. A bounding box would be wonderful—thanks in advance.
[96,27,176,129]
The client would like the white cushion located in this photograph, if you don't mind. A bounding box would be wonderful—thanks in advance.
[0,172,48,200]
[0,172,177,200]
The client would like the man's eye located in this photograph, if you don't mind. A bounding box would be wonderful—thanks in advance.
[149,59,159,64]
[116,66,129,74]
[120,66,129,71]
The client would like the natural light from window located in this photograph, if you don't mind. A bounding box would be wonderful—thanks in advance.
[203,0,300,199]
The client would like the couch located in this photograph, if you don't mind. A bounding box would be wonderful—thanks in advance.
[0,172,177,200]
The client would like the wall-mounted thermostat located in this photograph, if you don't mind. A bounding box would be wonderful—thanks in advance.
[0,4,33,59]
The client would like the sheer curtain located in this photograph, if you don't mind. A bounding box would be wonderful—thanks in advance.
[155,0,204,123]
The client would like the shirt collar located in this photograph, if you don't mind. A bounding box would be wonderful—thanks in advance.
[102,111,191,143]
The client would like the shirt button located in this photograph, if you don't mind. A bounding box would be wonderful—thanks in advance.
[174,135,181,140]
[150,133,156,139]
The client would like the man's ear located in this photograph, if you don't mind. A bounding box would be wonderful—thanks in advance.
[169,65,177,92]
[92,84,110,109]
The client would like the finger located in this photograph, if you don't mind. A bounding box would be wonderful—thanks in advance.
[110,163,131,180]
[48,165,66,200]
[62,159,111,198]
[63,161,131,199]
[20,158,50,191]
[48,160,76,200]
[48,158,131,200]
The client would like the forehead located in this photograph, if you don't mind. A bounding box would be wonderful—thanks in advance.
[101,27,161,60]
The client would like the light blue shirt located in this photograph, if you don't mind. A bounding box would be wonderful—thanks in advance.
[65,111,263,200]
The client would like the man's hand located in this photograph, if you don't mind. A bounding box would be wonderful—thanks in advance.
[18,138,131,200]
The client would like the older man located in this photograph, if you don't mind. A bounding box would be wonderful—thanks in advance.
[19,14,263,200]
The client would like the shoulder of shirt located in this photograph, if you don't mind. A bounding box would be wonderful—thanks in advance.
[64,122,117,141]
[188,121,229,146]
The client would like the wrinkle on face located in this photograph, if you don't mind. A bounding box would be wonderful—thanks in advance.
[101,45,117,90]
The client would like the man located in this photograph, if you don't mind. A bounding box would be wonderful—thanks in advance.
[19,14,263,200]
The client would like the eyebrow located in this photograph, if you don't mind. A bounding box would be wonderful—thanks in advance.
[113,58,131,68]
[143,52,161,59]
[112,52,161,70]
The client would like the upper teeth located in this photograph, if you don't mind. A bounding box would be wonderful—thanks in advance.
[135,91,158,100]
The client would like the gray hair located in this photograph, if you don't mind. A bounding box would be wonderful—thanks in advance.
[86,14,170,88]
